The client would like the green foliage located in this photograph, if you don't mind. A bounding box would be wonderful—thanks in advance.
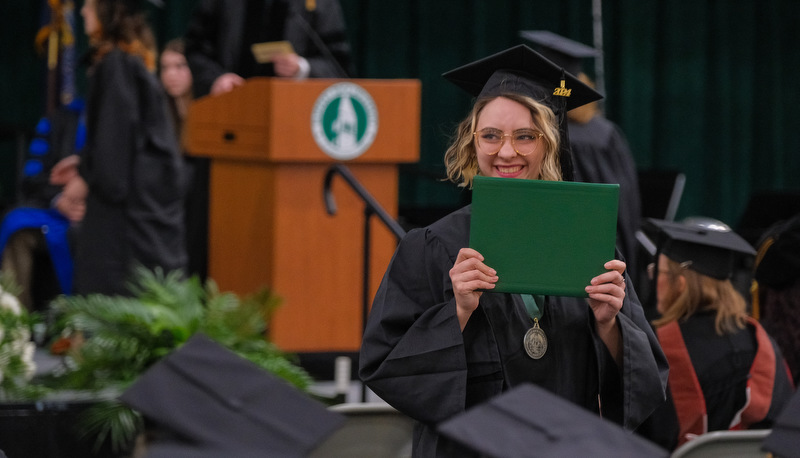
[77,400,143,454]
[200,286,313,389]
[39,267,313,453]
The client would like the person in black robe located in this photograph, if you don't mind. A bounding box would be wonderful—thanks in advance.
[643,218,794,450]
[183,0,354,97]
[180,0,353,282]
[359,45,669,457]
[752,212,800,383]
[521,31,643,285]
[66,0,186,296]
[158,38,209,282]
[569,104,641,280]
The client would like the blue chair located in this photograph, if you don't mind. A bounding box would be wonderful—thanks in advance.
[0,207,73,296]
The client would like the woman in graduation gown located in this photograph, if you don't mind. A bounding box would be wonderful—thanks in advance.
[66,0,187,295]
[645,218,794,450]
[359,45,669,457]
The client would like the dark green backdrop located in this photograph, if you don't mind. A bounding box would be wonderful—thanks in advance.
[2,0,798,232]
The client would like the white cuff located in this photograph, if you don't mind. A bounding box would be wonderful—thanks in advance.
[295,56,311,80]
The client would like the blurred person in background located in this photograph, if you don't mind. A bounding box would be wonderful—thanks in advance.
[159,38,207,281]
[63,0,186,295]
[643,218,793,450]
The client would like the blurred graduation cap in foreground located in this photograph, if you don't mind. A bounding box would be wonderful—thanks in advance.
[762,386,800,458]
[442,44,602,181]
[119,333,345,458]
[437,383,669,458]
[643,217,756,280]
[518,30,599,76]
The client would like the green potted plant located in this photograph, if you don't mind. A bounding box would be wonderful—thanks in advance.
[0,267,314,456]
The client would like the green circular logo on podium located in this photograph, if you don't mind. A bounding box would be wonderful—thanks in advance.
[311,82,378,160]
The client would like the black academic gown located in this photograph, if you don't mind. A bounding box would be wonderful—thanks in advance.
[647,313,795,449]
[75,48,186,296]
[359,206,669,457]
[184,0,353,97]
[569,116,641,281]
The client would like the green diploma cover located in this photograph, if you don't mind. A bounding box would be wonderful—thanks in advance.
[469,176,619,297]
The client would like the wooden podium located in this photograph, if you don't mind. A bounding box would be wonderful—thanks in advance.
[184,78,420,353]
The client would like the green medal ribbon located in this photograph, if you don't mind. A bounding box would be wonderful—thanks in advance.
[522,294,544,320]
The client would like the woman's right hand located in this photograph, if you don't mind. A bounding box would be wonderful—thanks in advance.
[50,154,80,186]
[450,248,497,331]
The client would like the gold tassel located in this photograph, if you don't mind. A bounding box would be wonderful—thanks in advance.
[750,236,775,320]
[35,0,75,63]
[750,279,760,320]
[306,0,316,11]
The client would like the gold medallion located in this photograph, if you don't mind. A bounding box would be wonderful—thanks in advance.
[523,320,547,359]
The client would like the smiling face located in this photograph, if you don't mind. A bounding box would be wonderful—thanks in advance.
[475,97,545,180]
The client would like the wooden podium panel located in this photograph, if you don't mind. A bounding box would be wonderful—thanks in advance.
[185,78,420,353]
[185,78,419,163]
[208,161,399,351]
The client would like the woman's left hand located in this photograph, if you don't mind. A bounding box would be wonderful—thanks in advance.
[585,259,626,327]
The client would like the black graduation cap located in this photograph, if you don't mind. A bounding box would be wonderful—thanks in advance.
[644,217,756,280]
[753,213,800,289]
[119,333,345,458]
[519,30,600,76]
[437,383,669,458]
[443,44,601,111]
[442,44,603,181]
[761,384,800,458]
[762,386,800,458]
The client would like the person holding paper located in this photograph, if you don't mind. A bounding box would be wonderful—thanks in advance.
[359,45,669,456]
[181,0,353,281]
[183,0,354,97]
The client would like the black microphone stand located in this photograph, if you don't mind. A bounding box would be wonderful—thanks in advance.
[292,10,350,78]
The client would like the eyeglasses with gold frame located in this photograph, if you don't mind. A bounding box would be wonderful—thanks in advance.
[473,127,543,156]
[646,260,693,280]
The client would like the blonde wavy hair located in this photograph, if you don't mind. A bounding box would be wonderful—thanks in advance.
[444,93,561,188]
[652,256,748,335]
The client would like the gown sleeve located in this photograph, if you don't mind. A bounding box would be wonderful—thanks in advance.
[616,279,670,430]
[358,226,472,424]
